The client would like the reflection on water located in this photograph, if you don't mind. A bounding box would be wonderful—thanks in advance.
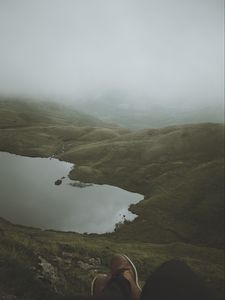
[0,152,143,233]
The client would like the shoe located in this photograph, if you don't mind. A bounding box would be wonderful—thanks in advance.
[91,273,109,296]
[110,254,141,300]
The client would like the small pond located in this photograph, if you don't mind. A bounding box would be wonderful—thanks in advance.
[0,152,143,233]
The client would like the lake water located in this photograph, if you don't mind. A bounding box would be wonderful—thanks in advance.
[0,152,143,233]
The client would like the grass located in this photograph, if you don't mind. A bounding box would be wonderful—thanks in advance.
[0,99,224,299]
[0,98,109,131]
[0,218,224,299]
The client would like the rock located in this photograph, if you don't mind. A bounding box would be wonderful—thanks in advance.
[77,260,92,270]
[38,256,58,283]
[69,181,92,188]
[88,257,101,266]
[54,179,62,186]
[52,256,63,263]
[77,257,101,270]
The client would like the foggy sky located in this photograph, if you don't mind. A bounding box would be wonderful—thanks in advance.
[0,0,224,107]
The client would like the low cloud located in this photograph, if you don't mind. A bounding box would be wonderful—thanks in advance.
[0,0,224,108]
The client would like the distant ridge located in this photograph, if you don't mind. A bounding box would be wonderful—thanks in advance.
[73,96,224,129]
[0,98,111,129]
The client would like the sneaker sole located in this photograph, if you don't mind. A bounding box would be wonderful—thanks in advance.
[91,276,97,296]
[121,254,141,290]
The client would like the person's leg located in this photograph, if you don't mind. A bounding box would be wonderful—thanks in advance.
[109,254,141,300]
[96,274,131,300]
[59,254,140,300]
[91,254,141,300]
[140,260,219,300]
[62,273,130,300]
[55,275,130,300]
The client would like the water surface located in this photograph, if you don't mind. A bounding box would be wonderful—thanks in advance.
[0,152,143,233]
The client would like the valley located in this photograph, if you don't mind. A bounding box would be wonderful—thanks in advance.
[0,99,224,299]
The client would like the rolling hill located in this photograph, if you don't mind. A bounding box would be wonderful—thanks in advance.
[0,98,224,299]
[0,98,107,129]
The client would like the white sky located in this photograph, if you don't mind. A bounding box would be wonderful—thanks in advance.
[0,0,224,107]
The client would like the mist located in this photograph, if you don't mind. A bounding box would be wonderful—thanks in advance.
[0,0,224,110]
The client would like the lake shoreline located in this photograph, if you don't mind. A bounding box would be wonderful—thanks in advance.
[0,120,224,299]
[0,151,143,234]
[0,122,224,247]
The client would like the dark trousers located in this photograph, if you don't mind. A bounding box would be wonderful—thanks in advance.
[64,260,219,300]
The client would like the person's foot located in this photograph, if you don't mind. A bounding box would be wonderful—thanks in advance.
[91,274,110,296]
[110,254,141,300]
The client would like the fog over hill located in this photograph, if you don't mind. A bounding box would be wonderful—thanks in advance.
[0,0,224,122]
[0,1,224,299]
[71,94,224,129]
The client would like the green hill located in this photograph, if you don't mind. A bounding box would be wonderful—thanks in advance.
[0,99,224,299]
[0,100,223,247]
[0,98,106,128]
[62,123,224,247]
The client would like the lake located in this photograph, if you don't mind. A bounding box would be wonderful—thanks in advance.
[0,151,143,233]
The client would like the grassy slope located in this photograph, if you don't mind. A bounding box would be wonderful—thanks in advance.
[0,98,106,128]
[62,124,224,247]
[0,218,224,299]
[0,99,224,299]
